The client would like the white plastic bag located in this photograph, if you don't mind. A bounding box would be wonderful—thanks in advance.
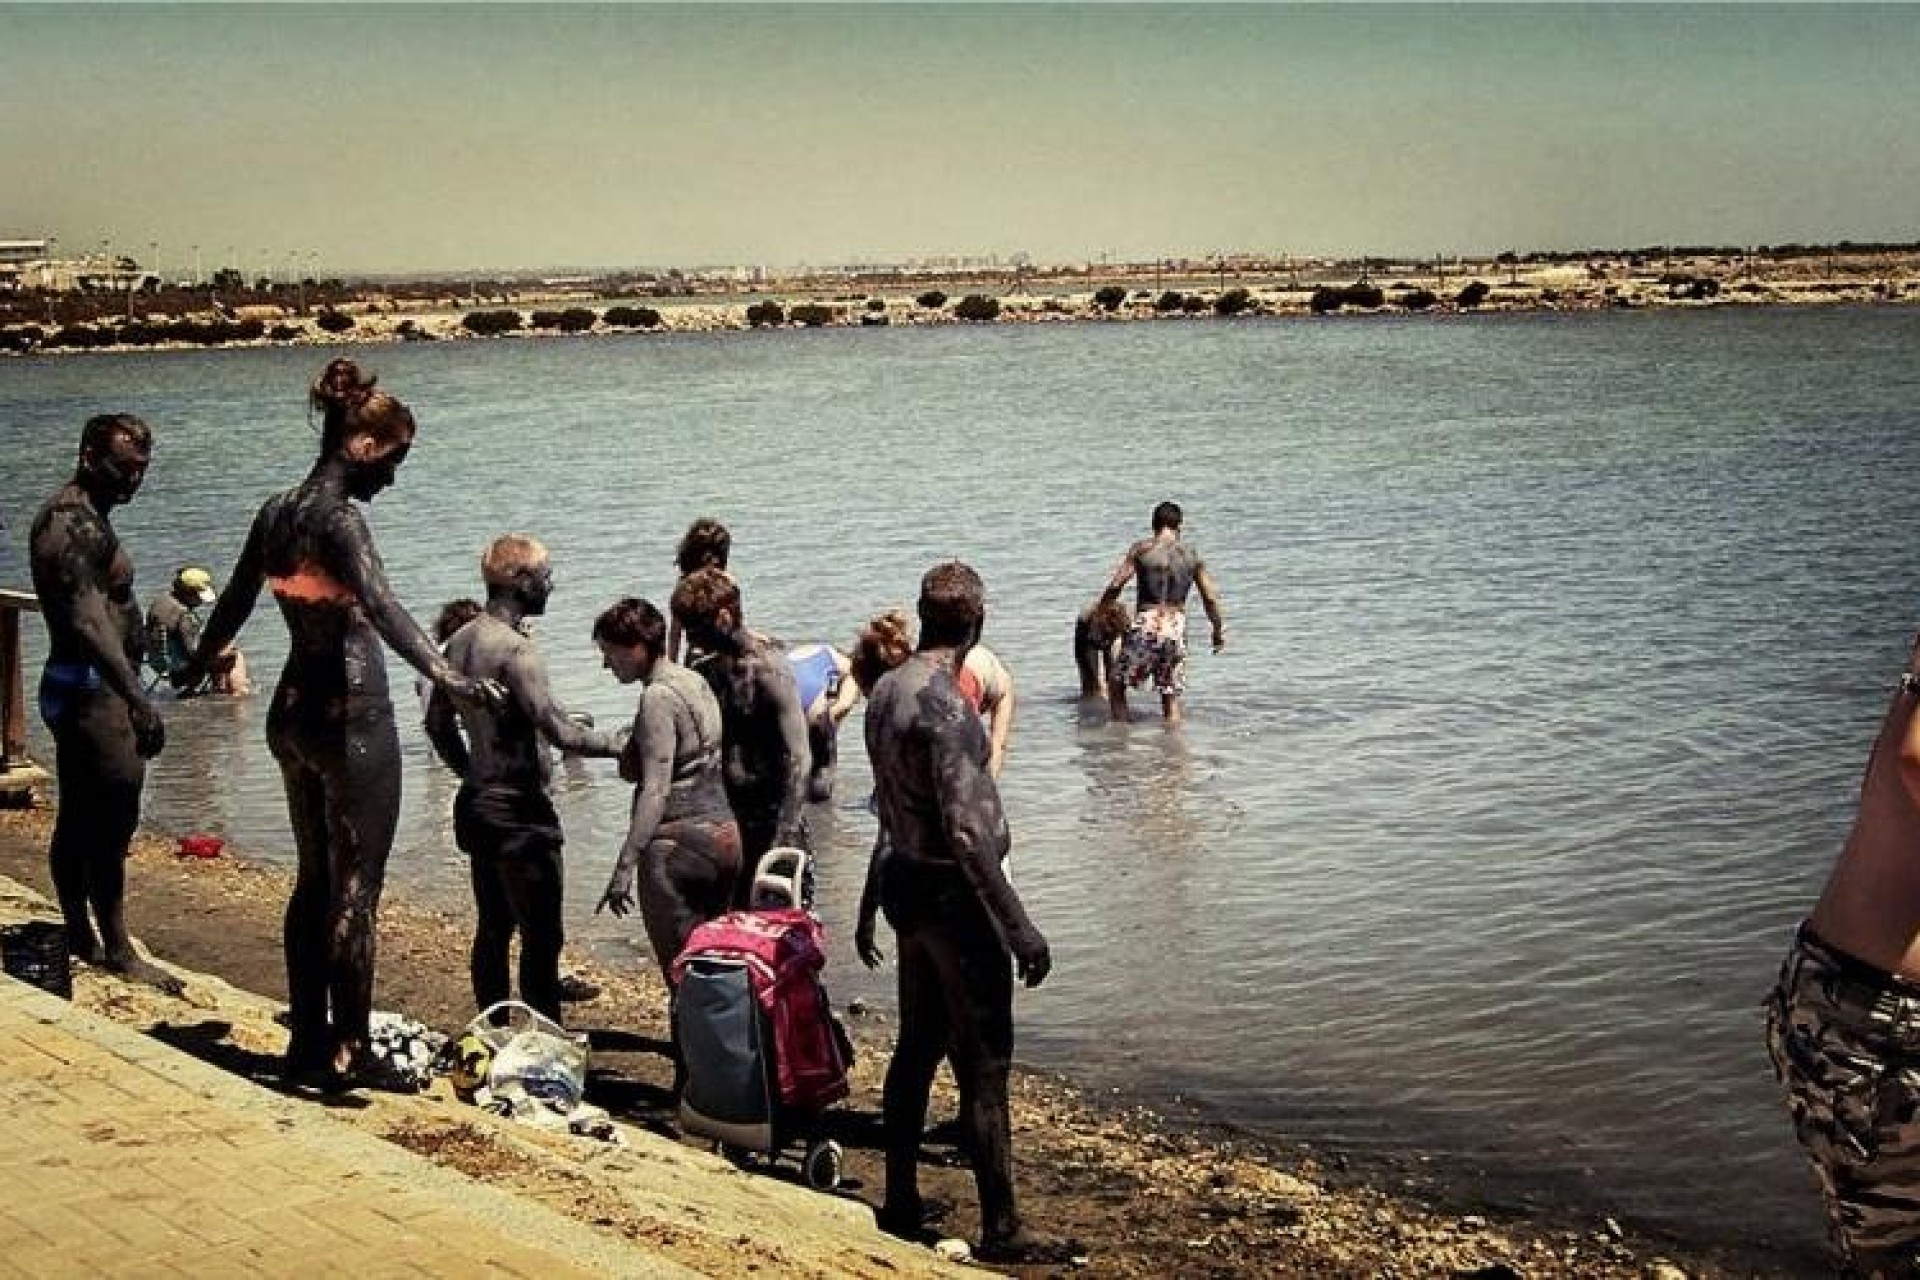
[459,1000,589,1112]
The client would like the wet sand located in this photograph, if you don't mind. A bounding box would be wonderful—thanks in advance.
[0,803,1781,1278]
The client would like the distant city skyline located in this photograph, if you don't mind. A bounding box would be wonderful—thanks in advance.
[5,4,1917,278]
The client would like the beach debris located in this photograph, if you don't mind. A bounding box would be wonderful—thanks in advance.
[934,1238,971,1262]
[366,1010,444,1092]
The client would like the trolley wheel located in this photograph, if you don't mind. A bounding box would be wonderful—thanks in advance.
[802,1139,844,1191]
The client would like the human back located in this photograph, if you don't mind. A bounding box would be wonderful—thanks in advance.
[1808,683,1920,977]
[1132,535,1201,611]
[440,614,552,791]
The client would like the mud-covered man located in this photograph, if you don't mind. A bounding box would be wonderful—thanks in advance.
[1100,500,1225,725]
[1767,633,1920,1275]
[425,535,622,1022]
[669,566,809,903]
[28,413,180,991]
[860,560,1059,1265]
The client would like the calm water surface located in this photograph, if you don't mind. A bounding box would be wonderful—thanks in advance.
[9,309,1918,1267]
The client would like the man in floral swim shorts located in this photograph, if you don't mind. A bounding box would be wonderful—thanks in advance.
[1097,500,1224,725]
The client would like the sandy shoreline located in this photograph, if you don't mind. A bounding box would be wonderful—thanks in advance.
[0,802,1795,1277]
[5,249,1918,358]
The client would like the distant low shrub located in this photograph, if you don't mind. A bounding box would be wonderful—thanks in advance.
[1456,280,1492,309]
[117,322,157,346]
[268,323,303,342]
[1396,289,1439,311]
[603,305,662,329]
[866,298,887,313]
[315,309,355,333]
[1092,285,1128,312]
[789,303,835,327]
[1213,288,1252,316]
[1310,283,1386,314]
[746,300,785,327]
[915,290,947,309]
[48,325,111,349]
[952,294,1001,322]
[462,309,523,336]
[1181,294,1208,314]
[530,307,596,332]
[0,325,45,352]
[1154,290,1186,313]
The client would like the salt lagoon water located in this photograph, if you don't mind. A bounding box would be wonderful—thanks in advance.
[9,308,1919,1265]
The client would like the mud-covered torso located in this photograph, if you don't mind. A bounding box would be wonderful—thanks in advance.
[697,633,803,816]
[441,615,549,792]
[638,660,731,823]
[864,652,1008,868]
[29,487,142,669]
[1134,537,1201,612]
[257,485,388,706]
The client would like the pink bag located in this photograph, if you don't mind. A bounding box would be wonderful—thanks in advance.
[674,908,850,1113]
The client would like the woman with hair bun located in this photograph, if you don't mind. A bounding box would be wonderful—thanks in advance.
[183,358,500,1092]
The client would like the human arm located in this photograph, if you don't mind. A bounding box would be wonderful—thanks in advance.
[931,705,1049,987]
[763,654,812,845]
[825,650,862,726]
[598,689,677,917]
[855,825,890,969]
[1098,542,1141,607]
[329,506,499,708]
[1194,562,1225,653]
[504,647,621,758]
[423,684,471,779]
[983,663,1015,780]
[184,505,268,690]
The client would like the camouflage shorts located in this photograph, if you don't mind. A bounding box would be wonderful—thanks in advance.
[1766,924,1920,1278]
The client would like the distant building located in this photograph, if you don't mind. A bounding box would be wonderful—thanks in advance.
[0,238,50,291]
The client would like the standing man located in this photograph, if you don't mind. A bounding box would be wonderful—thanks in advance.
[669,567,810,903]
[424,534,622,1022]
[862,561,1057,1265]
[28,413,179,991]
[1767,640,1920,1275]
[1100,500,1225,724]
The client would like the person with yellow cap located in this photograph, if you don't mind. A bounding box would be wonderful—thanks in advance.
[145,566,248,696]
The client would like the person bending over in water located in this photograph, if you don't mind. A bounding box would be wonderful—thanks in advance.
[592,597,742,986]
[666,516,731,664]
[1075,598,1131,700]
[1767,633,1920,1275]
[1100,500,1225,725]
[182,358,499,1092]
[670,567,810,904]
[28,413,181,992]
[425,536,622,1023]
[786,642,860,801]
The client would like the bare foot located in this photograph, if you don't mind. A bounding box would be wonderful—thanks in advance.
[103,953,185,996]
[975,1231,1083,1266]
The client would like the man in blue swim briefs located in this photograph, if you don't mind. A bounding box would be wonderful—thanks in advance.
[1098,500,1225,726]
[28,413,181,992]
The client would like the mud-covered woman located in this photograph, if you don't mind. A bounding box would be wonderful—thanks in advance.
[182,358,498,1091]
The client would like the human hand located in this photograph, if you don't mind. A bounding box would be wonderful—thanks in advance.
[596,867,636,918]
[129,699,165,759]
[445,674,506,713]
[855,913,884,970]
[1013,928,1051,989]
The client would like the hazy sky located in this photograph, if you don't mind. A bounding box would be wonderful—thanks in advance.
[5,4,1918,276]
